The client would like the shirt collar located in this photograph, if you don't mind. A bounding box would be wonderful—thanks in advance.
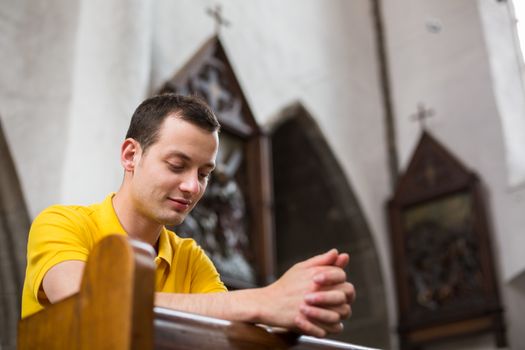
[98,193,127,235]
[99,193,173,269]
[156,227,173,269]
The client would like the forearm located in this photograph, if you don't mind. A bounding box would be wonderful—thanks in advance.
[154,250,355,338]
[155,288,270,324]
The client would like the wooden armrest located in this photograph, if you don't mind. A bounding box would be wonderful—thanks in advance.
[153,307,378,350]
[18,235,156,350]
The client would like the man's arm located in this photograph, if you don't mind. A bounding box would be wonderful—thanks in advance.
[42,260,85,303]
[155,249,355,337]
[42,250,355,337]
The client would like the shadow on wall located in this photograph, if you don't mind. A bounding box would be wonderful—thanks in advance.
[0,118,31,350]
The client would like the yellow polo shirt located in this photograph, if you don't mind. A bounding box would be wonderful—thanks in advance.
[21,193,226,319]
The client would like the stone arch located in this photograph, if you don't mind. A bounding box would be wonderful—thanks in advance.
[0,118,30,350]
[268,102,390,349]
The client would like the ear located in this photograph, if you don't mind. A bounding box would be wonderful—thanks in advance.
[121,138,140,172]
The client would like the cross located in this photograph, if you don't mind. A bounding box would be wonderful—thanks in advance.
[206,4,230,35]
[193,67,230,111]
[411,103,434,130]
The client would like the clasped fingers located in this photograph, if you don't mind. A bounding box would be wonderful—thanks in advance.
[295,305,346,338]
[344,282,356,303]
[312,266,347,286]
[297,304,348,338]
[314,282,356,304]
[300,302,351,322]
[294,314,335,338]
[331,303,352,320]
[303,289,353,321]
[305,290,345,306]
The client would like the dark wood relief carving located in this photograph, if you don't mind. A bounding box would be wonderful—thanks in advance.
[159,36,274,288]
[178,134,255,284]
[404,192,483,313]
[387,132,506,349]
[160,37,255,137]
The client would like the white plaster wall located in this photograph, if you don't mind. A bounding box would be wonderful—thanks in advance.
[60,0,153,206]
[0,0,153,214]
[478,0,525,283]
[479,0,525,188]
[478,1,525,349]
[383,0,525,348]
[0,0,79,217]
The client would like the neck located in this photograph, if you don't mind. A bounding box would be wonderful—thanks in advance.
[112,189,162,247]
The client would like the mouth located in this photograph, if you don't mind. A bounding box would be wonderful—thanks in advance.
[167,197,192,211]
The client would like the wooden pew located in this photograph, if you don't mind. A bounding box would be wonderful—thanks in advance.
[18,235,156,349]
[18,235,377,350]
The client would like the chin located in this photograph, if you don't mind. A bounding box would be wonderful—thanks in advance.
[161,214,186,227]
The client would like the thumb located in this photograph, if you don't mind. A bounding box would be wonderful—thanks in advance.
[302,249,339,268]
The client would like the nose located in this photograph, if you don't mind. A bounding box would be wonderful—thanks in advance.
[179,172,200,195]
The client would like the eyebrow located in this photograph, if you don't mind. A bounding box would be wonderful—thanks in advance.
[166,151,216,169]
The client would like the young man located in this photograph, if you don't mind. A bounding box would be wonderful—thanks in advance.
[21,94,355,338]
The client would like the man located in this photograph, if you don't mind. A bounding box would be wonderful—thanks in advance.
[21,94,355,338]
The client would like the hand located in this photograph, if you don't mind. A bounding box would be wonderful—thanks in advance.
[259,249,355,337]
[298,250,355,337]
[308,251,355,303]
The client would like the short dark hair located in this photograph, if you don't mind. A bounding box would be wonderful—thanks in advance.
[125,93,220,153]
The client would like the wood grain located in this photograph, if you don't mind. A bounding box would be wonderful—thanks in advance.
[18,235,156,350]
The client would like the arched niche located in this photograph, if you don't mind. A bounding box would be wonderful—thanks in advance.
[269,102,390,349]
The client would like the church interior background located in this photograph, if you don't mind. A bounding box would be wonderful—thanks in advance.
[2,0,525,349]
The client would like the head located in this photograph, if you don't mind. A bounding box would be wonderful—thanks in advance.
[125,93,220,154]
[120,94,221,226]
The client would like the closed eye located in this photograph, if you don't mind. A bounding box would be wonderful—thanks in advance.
[167,163,185,172]
[199,171,212,180]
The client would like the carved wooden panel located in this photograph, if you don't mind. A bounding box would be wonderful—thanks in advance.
[159,36,275,288]
[388,132,506,349]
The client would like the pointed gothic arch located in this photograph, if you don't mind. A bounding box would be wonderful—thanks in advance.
[0,118,30,350]
[269,102,390,349]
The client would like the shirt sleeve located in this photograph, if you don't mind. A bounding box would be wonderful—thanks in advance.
[26,205,94,304]
[189,244,228,293]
